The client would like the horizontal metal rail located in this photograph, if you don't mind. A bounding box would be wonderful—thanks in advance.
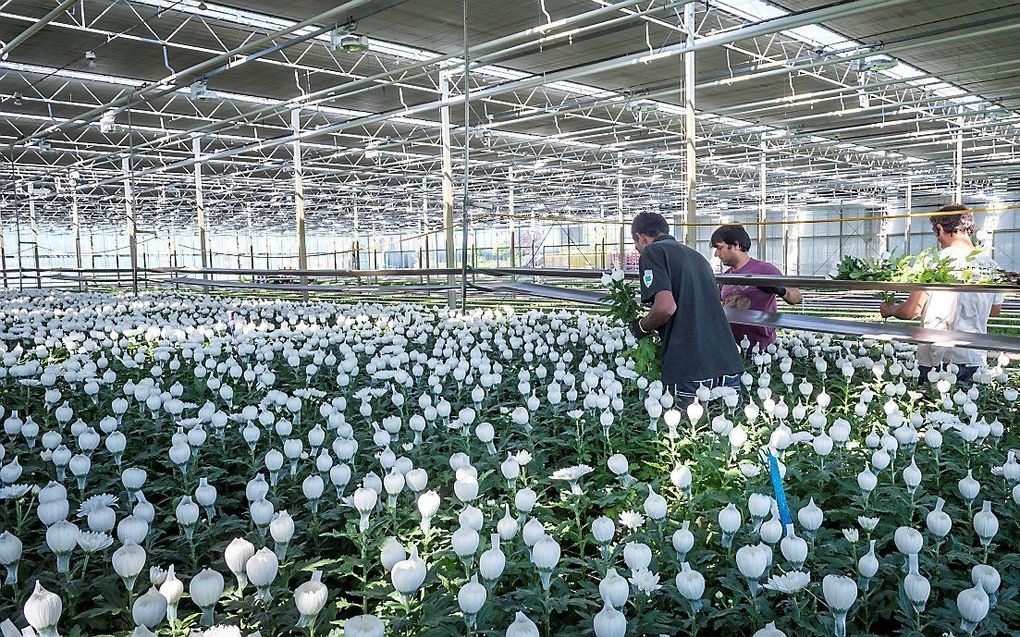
[6,266,1020,295]
[726,309,1020,356]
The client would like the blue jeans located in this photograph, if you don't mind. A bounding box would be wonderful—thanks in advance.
[672,373,744,410]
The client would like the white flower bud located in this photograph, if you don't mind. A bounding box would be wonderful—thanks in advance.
[132,587,167,628]
[24,581,62,634]
[457,574,487,615]
[675,562,705,600]
[822,574,858,612]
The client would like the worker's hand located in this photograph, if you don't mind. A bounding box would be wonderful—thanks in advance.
[756,286,787,298]
[879,302,895,318]
[628,318,650,340]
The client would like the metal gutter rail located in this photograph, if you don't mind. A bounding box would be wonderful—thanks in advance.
[489,282,1020,356]
[13,265,1020,295]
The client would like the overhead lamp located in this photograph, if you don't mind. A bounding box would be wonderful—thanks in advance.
[84,50,97,67]
[99,110,121,133]
[364,137,389,160]
[629,100,658,114]
[474,128,494,147]
[12,91,22,106]
[331,24,369,54]
[852,54,897,73]
[190,80,217,100]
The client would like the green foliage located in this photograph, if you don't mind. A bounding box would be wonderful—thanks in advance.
[833,247,1011,287]
[831,246,1015,303]
[603,275,642,324]
[603,274,662,380]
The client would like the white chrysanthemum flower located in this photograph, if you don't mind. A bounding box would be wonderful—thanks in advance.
[77,531,114,554]
[628,568,661,595]
[857,516,879,531]
[0,484,32,500]
[550,465,593,482]
[764,570,810,594]
[515,450,533,466]
[842,528,860,543]
[618,510,645,530]
[77,493,118,517]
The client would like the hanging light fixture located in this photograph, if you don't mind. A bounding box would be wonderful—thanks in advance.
[857,54,898,72]
[331,22,369,54]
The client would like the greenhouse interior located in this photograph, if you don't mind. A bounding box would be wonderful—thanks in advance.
[2,0,1020,636]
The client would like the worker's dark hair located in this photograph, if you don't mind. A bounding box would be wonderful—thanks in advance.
[710,225,751,252]
[930,204,976,236]
[630,211,669,238]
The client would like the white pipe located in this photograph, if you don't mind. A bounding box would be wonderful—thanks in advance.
[0,0,78,58]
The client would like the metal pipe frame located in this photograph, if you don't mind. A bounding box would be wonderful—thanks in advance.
[1,0,1019,249]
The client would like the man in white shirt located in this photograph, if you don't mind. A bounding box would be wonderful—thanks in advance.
[880,204,1003,385]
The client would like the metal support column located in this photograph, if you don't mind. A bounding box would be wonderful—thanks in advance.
[70,175,82,291]
[904,179,912,254]
[530,210,537,268]
[0,203,6,289]
[617,155,625,268]
[954,115,964,204]
[123,157,138,295]
[421,180,429,277]
[683,1,697,247]
[353,204,360,270]
[292,108,308,301]
[440,70,456,307]
[781,192,790,273]
[459,0,471,310]
[27,182,40,288]
[758,140,767,261]
[193,137,208,277]
[508,167,516,269]
[247,205,255,272]
[14,183,23,291]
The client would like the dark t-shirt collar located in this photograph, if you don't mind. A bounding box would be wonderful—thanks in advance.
[652,235,676,244]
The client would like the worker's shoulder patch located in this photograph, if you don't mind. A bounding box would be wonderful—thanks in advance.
[642,269,654,287]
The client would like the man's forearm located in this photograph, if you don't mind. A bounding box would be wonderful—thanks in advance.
[891,303,919,320]
[640,306,674,331]
[782,287,803,305]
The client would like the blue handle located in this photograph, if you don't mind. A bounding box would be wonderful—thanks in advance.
[766,452,793,537]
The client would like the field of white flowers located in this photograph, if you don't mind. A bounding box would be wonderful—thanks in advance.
[0,290,1017,637]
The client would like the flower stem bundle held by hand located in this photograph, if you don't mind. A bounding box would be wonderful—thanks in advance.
[603,270,662,379]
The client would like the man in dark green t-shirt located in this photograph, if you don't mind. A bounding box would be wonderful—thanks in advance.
[628,212,745,406]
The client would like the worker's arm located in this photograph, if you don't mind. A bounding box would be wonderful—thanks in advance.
[990,304,1002,317]
[630,290,678,338]
[880,291,928,320]
[781,287,803,305]
[639,290,677,331]
[755,283,801,305]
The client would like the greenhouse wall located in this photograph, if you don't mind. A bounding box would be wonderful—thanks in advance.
[1,195,1017,283]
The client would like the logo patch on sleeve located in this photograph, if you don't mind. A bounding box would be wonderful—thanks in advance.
[642,270,654,287]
